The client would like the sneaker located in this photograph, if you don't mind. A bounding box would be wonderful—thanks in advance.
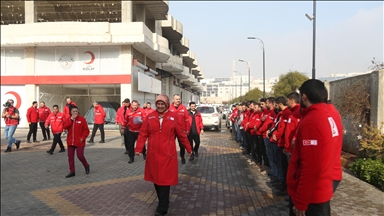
[99,140,105,143]
[59,149,66,153]
[15,140,21,149]
[87,140,94,144]
[33,140,40,143]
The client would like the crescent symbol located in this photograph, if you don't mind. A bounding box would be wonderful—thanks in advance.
[84,51,95,64]
[4,91,22,109]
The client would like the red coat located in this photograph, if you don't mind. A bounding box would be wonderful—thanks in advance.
[144,107,155,117]
[271,108,291,147]
[230,109,238,123]
[115,105,126,125]
[45,112,65,134]
[27,106,39,123]
[63,101,77,120]
[38,106,51,122]
[3,106,19,126]
[93,105,106,124]
[284,104,301,152]
[63,115,90,146]
[169,103,190,134]
[188,110,204,134]
[123,108,146,132]
[287,103,336,211]
[135,110,192,186]
[243,110,254,132]
[258,108,276,138]
[327,103,344,181]
[247,111,260,135]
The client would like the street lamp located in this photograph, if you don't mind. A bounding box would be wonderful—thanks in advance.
[234,71,242,99]
[247,37,265,98]
[305,0,316,79]
[238,60,250,93]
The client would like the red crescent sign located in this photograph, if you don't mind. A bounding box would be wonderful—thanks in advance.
[83,51,95,64]
[4,91,22,109]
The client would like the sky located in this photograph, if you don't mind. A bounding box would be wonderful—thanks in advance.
[169,1,383,79]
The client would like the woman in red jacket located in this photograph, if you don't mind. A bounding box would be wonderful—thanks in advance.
[45,105,66,154]
[135,94,192,216]
[63,106,90,178]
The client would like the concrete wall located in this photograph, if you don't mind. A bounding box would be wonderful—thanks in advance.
[325,70,384,154]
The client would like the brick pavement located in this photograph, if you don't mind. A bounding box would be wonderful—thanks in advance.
[1,126,383,216]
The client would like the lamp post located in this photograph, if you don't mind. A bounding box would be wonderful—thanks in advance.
[305,0,316,79]
[234,71,242,99]
[238,60,250,93]
[247,37,265,98]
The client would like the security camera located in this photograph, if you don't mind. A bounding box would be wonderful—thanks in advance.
[305,13,313,21]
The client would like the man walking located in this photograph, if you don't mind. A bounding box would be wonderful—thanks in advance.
[45,105,66,154]
[2,99,21,152]
[169,94,190,164]
[115,99,130,147]
[88,101,106,143]
[187,101,204,161]
[38,101,51,141]
[26,101,39,143]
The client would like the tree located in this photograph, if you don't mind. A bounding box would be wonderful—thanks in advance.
[272,71,309,97]
[228,88,263,104]
[369,57,384,71]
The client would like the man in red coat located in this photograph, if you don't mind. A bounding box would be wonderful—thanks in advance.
[144,102,155,117]
[122,100,147,163]
[45,105,66,154]
[287,79,336,216]
[63,106,90,178]
[88,101,106,143]
[26,101,39,143]
[169,94,190,164]
[135,94,192,216]
[284,92,301,158]
[187,101,204,161]
[63,97,77,120]
[38,101,51,141]
[115,99,130,146]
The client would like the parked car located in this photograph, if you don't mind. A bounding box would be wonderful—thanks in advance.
[226,109,233,131]
[197,105,222,131]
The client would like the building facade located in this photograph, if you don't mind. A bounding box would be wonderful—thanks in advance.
[1,1,204,127]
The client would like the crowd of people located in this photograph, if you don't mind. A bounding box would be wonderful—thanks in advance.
[229,79,343,216]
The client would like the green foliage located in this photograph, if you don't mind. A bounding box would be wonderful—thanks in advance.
[272,71,309,97]
[359,122,384,161]
[349,158,384,190]
[228,88,263,104]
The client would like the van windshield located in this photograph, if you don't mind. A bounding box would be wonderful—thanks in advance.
[197,107,215,113]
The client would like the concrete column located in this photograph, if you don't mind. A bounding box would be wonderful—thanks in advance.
[370,70,384,133]
[25,47,35,75]
[24,84,36,126]
[136,4,146,22]
[146,19,156,33]
[121,45,132,101]
[25,1,37,24]
[121,1,132,23]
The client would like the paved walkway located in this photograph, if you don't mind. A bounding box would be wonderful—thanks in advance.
[1,127,383,216]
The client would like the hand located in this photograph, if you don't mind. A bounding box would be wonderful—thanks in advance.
[135,152,142,156]
[272,134,277,141]
[80,138,84,142]
[28,122,31,124]
[200,130,204,135]
[293,206,306,216]
[188,152,192,157]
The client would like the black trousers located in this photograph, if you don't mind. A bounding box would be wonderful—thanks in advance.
[27,122,38,141]
[289,197,331,216]
[188,132,200,153]
[250,135,258,161]
[154,184,170,215]
[90,123,105,141]
[49,133,65,152]
[245,131,252,153]
[256,135,269,166]
[178,138,186,158]
[39,122,50,139]
[280,146,289,187]
[125,129,146,159]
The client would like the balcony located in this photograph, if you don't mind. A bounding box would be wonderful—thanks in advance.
[173,66,189,80]
[197,71,204,79]
[133,1,169,20]
[182,50,197,68]
[161,54,183,72]
[192,65,201,76]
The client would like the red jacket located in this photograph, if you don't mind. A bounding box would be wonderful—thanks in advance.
[45,112,65,134]
[3,106,19,126]
[230,109,238,123]
[93,104,106,124]
[63,115,90,146]
[27,106,39,123]
[169,103,190,134]
[284,104,301,152]
[115,105,126,125]
[243,110,253,132]
[327,103,344,181]
[123,107,146,132]
[287,103,336,211]
[144,107,155,117]
[271,107,291,147]
[188,110,204,134]
[38,106,51,122]
[135,110,192,186]
[63,101,77,120]
[247,111,260,135]
[259,108,276,138]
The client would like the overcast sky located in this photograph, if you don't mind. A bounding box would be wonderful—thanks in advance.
[169,1,383,79]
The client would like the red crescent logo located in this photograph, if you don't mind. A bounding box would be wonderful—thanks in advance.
[83,51,95,64]
[4,91,22,109]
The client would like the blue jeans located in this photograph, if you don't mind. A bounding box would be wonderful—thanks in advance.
[265,138,278,177]
[5,125,18,148]
[275,145,284,182]
[235,123,242,142]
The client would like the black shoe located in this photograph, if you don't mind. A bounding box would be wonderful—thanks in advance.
[181,157,186,164]
[15,140,21,149]
[189,154,194,161]
[85,165,90,174]
[154,212,164,216]
[59,149,66,153]
[42,138,48,141]
[87,140,94,143]
[128,158,134,164]
[26,140,31,143]
[48,137,51,140]
[124,151,128,154]
[65,172,75,178]
[4,147,12,153]
[46,150,53,155]
[99,140,105,143]
[33,140,40,143]
[195,152,199,157]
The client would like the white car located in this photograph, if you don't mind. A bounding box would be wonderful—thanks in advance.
[197,105,222,131]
